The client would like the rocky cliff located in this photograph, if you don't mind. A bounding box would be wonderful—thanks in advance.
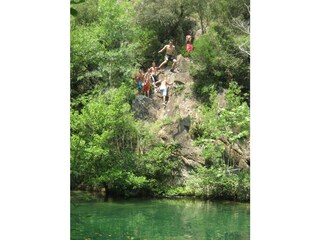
[132,55,250,181]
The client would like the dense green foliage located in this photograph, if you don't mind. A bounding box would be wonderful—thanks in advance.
[71,85,183,196]
[191,26,249,101]
[190,0,250,101]
[191,82,250,151]
[71,85,141,191]
[71,0,152,98]
[188,82,250,201]
[186,166,250,201]
[166,82,250,201]
[70,0,250,201]
[136,0,196,59]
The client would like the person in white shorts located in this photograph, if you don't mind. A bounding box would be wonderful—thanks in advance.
[155,76,173,105]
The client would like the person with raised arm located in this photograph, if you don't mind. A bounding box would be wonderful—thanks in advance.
[158,39,177,72]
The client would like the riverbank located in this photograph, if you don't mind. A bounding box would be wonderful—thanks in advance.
[72,174,250,202]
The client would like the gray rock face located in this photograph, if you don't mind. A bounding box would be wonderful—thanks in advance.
[176,55,191,73]
[159,121,205,167]
[132,95,160,120]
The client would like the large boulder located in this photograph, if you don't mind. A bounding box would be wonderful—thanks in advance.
[132,95,160,120]
[176,54,191,73]
[157,118,205,168]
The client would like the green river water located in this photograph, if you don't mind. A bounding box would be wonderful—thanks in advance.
[71,191,250,240]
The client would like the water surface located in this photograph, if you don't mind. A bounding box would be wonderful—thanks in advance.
[71,191,249,240]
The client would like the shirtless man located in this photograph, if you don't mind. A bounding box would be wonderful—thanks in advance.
[150,62,160,92]
[135,69,144,95]
[150,61,160,83]
[155,76,173,105]
[158,39,177,72]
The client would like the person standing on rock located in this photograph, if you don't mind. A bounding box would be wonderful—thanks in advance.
[155,76,173,105]
[143,68,152,97]
[135,69,144,95]
[150,61,160,83]
[150,61,160,93]
[158,39,177,72]
[185,33,193,57]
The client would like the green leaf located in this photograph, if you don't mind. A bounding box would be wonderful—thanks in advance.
[71,0,85,4]
[70,8,78,16]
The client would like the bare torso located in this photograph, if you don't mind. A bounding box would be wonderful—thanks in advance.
[159,78,170,89]
[151,66,158,76]
[137,72,144,82]
[165,44,176,55]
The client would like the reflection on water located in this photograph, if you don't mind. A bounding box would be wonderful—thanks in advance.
[71,191,250,240]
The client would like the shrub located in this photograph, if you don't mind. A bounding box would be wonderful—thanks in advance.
[186,165,250,201]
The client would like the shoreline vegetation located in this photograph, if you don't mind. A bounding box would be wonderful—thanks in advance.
[71,0,250,203]
[71,188,250,204]
[72,164,250,203]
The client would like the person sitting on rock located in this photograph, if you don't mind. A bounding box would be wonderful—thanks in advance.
[143,68,152,97]
[135,69,144,95]
[185,33,193,57]
[155,76,173,105]
[158,39,177,72]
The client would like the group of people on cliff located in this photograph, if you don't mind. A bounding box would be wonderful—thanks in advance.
[134,35,193,106]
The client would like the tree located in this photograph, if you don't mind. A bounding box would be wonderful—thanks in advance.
[71,85,146,194]
[70,0,151,98]
[71,0,99,25]
[136,0,196,56]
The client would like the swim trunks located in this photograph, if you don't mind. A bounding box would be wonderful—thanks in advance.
[151,74,158,82]
[137,81,143,91]
[165,54,176,62]
[160,86,167,96]
[143,81,150,92]
[186,43,193,52]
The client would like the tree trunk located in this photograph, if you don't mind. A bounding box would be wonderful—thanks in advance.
[200,15,205,34]
[103,182,109,199]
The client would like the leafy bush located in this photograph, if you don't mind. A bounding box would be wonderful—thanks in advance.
[189,81,249,169]
[71,0,99,25]
[135,0,196,63]
[71,84,184,196]
[185,166,250,201]
[190,24,249,102]
[70,0,152,98]
[71,85,142,192]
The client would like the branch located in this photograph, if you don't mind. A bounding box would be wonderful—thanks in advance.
[239,41,250,56]
[245,3,250,15]
[231,17,250,35]
[240,0,250,15]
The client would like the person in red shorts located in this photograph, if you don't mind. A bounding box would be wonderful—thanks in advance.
[143,68,152,97]
[186,34,193,57]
